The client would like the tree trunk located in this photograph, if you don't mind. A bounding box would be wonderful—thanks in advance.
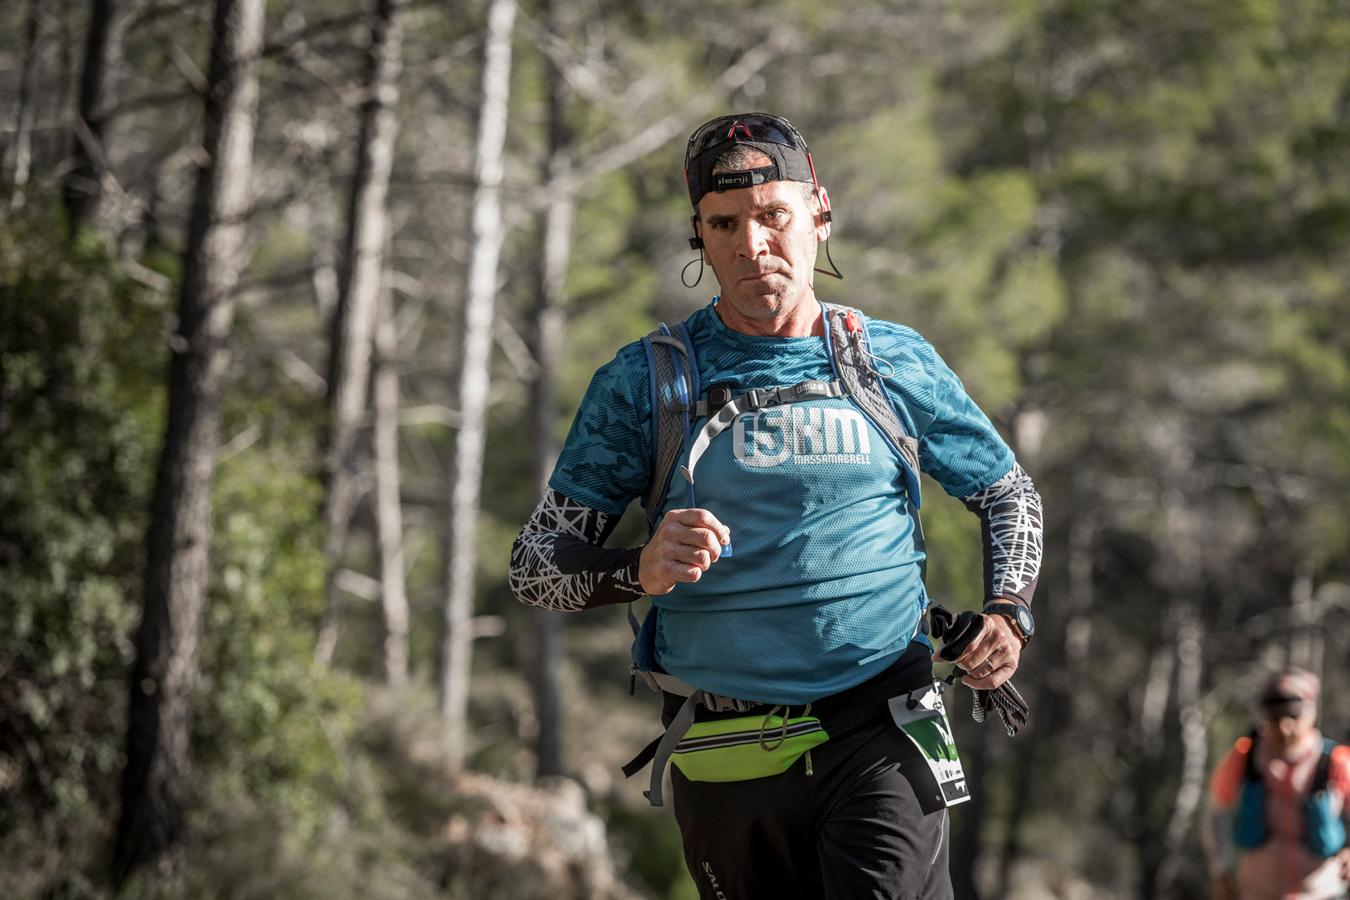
[1154,606,1207,896]
[1288,566,1321,673]
[112,0,264,885]
[993,524,1088,899]
[529,0,574,780]
[315,0,407,666]
[7,0,41,209]
[989,407,1055,898]
[439,0,517,770]
[373,283,409,688]
[57,0,77,157]
[63,0,128,234]
[949,722,992,900]
[1134,492,1203,899]
[1064,516,1095,688]
[1129,634,1174,899]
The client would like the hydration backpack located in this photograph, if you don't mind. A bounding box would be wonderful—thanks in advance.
[637,303,922,534]
[629,301,927,666]
[1233,731,1347,859]
[621,302,929,806]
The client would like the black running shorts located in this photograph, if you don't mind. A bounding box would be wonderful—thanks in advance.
[664,642,954,900]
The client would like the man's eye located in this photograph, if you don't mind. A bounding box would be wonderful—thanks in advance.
[710,220,733,231]
[762,209,786,223]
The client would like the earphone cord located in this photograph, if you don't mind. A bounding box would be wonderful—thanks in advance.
[813,237,844,280]
[681,253,705,288]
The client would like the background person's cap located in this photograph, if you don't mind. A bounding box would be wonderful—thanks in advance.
[684,112,819,208]
[1260,668,1320,706]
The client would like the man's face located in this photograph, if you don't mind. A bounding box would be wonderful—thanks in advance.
[694,179,829,328]
[1260,696,1317,750]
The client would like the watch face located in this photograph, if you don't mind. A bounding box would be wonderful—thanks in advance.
[1015,607,1035,636]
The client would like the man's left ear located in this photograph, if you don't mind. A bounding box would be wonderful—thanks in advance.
[815,186,832,240]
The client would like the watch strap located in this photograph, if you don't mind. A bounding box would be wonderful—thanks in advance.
[983,601,1032,643]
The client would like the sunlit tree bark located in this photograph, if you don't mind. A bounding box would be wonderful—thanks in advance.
[316,0,407,666]
[439,0,516,770]
[373,282,409,687]
[7,0,41,209]
[112,0,264,884]
[527,0,575,780]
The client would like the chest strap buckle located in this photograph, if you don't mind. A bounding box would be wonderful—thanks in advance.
[706,382,734,415]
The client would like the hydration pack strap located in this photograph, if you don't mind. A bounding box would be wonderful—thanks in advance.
[642,325,701,533]
[679,380,845,485]
[624,685,772,807]
[643,690,703,807]
[1258,736,1339,791]
[825,304,923,508]
[633,665,754,711]
[648,334,686,351]
[1312,739,1337,792]
[1242,729,1260,780]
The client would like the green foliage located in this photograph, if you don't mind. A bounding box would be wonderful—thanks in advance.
[195,450,354,840]
[0,208,164,869]
[165,697,447,900]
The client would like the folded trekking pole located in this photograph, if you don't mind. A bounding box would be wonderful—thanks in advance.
[928,605,1030,737]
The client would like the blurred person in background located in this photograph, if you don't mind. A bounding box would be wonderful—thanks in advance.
[1205,668,1350,900]
[509,111,1043,899]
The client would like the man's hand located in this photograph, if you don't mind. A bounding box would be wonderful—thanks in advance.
[639,508,731,595]
[939,611,1023,690]
[1210,872,1237,900]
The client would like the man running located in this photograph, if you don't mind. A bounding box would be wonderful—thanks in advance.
[1205,668,1350,900]
[509,112,1044,899]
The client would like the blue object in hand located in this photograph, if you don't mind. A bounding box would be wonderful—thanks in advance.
[720,543,734,558]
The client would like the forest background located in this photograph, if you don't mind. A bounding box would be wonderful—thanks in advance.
[2,0,1348,898]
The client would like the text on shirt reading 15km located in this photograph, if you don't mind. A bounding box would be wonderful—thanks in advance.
[732,406,873,468]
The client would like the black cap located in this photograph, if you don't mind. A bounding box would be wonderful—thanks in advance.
[684,112,819,209]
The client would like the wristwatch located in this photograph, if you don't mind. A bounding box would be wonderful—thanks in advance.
[983,601,1035,644]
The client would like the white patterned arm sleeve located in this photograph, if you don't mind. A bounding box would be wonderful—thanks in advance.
[961,463,1044,607]
[509,489,647,612]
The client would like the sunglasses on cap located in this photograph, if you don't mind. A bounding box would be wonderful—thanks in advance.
[684,113,812,165]
[1260,694,1307,720]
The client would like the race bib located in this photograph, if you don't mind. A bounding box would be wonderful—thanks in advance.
[889,680,971,809]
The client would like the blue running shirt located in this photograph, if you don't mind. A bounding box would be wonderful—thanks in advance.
[550,301,1014,704]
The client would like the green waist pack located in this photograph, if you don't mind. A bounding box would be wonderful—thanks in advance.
[670,712,830,782]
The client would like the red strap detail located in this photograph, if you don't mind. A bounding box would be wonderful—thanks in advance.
[844,310,862,333]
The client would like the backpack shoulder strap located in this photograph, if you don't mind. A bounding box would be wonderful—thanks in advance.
[1241,729,1260,780]
[822,303,929,590]
[1311,738,1338,793]
[822,303,923,508]
[641,320,700,534]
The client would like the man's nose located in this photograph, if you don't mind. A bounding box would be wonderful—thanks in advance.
[735,220,769,258]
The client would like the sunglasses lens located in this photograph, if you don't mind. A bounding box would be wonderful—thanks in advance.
[1262,699,1304,720]
[687,115,805,161]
